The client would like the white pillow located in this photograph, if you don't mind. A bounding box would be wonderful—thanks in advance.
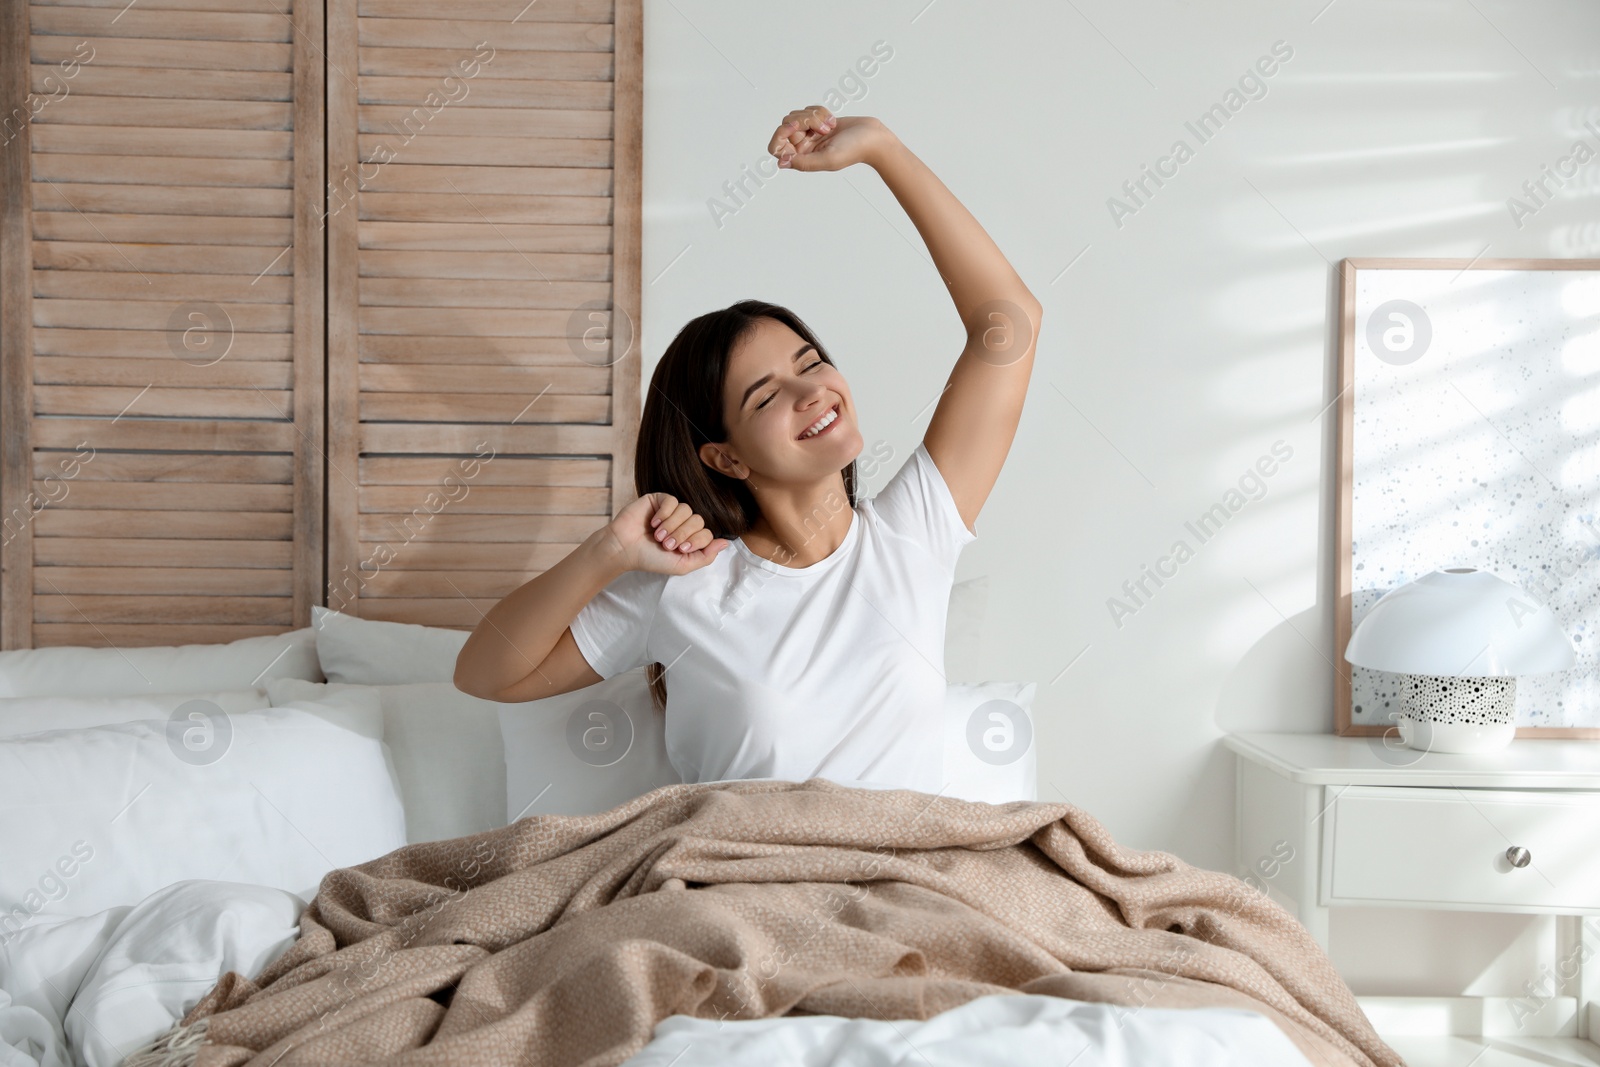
[0,628,322,698]
[500,672,1038,821]
[312,606,468,685]
[500,666,682,823]
[0,688,406,926]
[0,689,270,739]
[266,678,505,845]
[943,681,1038,804]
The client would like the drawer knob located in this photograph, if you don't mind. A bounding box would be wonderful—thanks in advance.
[1506,846,1531,869]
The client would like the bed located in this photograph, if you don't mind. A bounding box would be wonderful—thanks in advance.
[0,611,1400,1067]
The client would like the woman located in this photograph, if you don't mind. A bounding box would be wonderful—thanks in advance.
[455,104,1041,794]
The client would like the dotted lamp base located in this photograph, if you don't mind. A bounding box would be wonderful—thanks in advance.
[1400,673,1516,726]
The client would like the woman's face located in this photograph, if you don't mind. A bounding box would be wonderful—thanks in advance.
[704,316,862,485]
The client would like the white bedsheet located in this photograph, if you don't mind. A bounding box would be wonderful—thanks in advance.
[1,880,1312,1067]
[621,993,1314,1067]
[0,881,303,1067]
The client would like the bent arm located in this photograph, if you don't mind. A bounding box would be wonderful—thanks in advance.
[868,132,1042,533]
[453,527,628,702]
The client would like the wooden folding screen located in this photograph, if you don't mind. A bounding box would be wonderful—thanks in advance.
[1,0,325,648]
[324,0,641,629]
[1,0,642,646]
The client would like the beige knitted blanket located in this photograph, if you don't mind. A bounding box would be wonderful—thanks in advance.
[135,778,1403,1067]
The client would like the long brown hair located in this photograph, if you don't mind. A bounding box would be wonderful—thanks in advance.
[634,299,858,713]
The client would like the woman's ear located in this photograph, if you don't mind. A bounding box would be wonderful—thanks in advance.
[699,442,745,480]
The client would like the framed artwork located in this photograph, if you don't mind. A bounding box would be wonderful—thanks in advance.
[1334,257,1600,737]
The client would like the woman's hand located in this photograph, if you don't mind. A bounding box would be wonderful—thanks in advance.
[605,493,730,576]
[768,105,895,172]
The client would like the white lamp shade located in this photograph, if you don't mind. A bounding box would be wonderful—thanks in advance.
[1345,568,1576,676]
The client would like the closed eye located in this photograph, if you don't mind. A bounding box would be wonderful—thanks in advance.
[757,360,824,409]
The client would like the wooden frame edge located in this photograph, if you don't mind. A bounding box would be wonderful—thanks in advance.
[325,0,358,619]
[291,0,326,629]
[1334,258,1356,734]
[0,0,33,650]
[610,0,643,518]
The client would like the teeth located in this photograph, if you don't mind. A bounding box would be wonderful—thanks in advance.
[801,406,838,439]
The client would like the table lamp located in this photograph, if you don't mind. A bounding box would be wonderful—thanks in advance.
[1344,567,1576,753]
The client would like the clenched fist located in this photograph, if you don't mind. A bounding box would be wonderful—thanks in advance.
[768,105,895,172]
[604,493,730,576]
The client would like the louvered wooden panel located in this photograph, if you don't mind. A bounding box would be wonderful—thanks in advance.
[326,0,641,627]
[0,0,324,648]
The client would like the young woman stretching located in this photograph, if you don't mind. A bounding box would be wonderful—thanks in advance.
[455,105,1041,793]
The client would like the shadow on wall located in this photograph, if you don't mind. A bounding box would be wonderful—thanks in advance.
[1214,599,1337,735]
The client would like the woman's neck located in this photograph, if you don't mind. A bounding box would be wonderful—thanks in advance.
[741,476,854,567]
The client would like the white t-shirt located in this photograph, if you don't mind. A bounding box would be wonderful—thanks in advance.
[570,441,977,793]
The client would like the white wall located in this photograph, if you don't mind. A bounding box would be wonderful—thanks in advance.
[641,0,1600,996]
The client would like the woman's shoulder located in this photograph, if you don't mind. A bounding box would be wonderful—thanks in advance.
[603,566,672,600]
[857,441,975,572]
[619,546,732,599]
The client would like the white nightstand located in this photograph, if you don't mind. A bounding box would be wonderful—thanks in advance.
[1225,732,1600,1066]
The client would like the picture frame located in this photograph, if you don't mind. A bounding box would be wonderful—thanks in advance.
[1334,256,1600,738]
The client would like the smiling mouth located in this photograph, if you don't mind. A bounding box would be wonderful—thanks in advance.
[798,403,842,440]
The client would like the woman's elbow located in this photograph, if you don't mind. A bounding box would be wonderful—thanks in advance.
[452,641,493,701]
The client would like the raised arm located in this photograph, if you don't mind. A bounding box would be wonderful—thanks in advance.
[872,132,1042,534]
[453,527,625,702]
[771,106,1042,534]
[454,492,729,702]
